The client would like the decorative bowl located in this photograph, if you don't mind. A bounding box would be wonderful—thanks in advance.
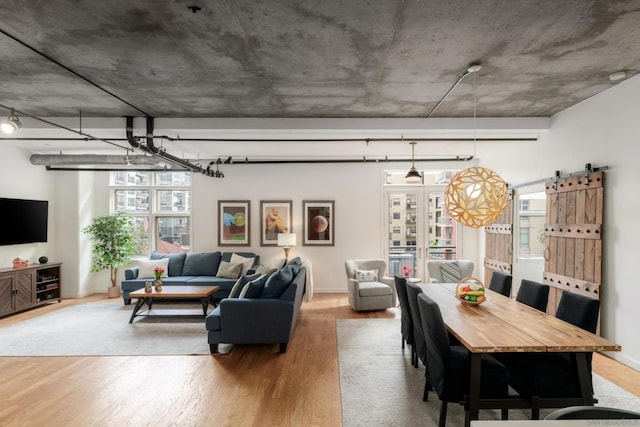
[456,277,486,305]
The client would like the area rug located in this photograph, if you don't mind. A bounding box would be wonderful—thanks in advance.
[0,301,216,356]
[337,318,640,426]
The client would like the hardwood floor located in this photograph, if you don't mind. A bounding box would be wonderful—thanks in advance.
[0,294,638,426]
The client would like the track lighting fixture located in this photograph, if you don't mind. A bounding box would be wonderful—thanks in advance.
[1,108,22,134]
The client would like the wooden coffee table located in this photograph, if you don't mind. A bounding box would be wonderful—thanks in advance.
[128,285,220,324]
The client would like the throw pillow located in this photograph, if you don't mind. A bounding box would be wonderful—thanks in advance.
[440,262,462,283]
[355,269,378,283]
[150,252,187,276]
[238,274,269,298]
[286,256,302,267]
[182,252,221,276]
[216,261,243,279]
[261,266,294,299]
[230,253,255,276]
[138,258,169,279]
[228,273,261,298]
[254,265,278,276]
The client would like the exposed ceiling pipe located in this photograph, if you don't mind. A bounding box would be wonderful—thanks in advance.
[124,116,209,174]
[33,154,473,168]
[125,116,139,149]
[30,154,162,166]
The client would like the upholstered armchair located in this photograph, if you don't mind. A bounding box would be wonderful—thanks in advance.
[426,260,475,283]
[344,259,396,311]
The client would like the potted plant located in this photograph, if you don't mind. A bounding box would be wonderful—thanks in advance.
[82,213,135,298]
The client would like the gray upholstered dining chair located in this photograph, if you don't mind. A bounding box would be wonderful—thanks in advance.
[501,291,601,419]
[417,292,510,427]
[515,279,549,312]
[488,271,513,297]
[545,405,640,420]
[394,275,417,366]
[344,259,396,311]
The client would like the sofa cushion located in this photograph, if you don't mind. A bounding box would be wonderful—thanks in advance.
[150,252,187,277]
[228,273,261,298]
[138,258,169,279]
[216,261,243,279]
[230,253,255,276]
[261,266,294,299]
[182,252,221,276]
[358,282,393,297]
[239,274,269,298]
[355,269,378,283]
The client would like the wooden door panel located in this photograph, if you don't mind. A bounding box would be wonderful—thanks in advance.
[484,190,514,287]
[544,171,604,324]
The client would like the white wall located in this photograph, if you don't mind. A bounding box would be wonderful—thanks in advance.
[0,146,56,268]
[477,74,640,370]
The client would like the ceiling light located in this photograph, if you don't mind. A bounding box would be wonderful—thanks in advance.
[405,141,422,182]
[1,108,22,134]
[444,63,509,228]
[608,71,627,81]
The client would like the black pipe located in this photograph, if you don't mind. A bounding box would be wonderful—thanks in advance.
[126,116,139,148]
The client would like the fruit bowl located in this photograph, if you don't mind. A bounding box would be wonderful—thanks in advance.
[456,277,486,305]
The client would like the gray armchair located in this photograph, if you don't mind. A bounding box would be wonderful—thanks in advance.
[345,259,396,311]
[426,260,474,283]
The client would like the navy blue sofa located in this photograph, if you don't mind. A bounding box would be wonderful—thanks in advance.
[206,262,306,354]
[121,251,259,305]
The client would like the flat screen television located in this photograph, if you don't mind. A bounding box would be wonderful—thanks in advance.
[0,197,49,245]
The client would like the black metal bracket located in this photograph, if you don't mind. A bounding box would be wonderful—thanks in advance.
[552,170,560,191]
[584,163,593,186]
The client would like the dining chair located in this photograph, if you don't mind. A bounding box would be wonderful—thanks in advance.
[515,279,549,312]
[502,291,601,418]
[488,271,512,297]
[405,282,433,401]
[417,293,510,427]
[394,275,417,366]
[545,405,640,420]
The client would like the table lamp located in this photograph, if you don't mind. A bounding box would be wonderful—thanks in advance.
[277,233,297,260]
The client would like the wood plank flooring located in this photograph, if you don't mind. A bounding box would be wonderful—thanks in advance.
[0,293,637,426]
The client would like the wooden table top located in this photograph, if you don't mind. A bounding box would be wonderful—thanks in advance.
[129,285,220,299]
[420,283,621,354]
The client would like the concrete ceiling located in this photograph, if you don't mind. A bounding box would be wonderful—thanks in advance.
[0,0,640,118]
[1,0,639,121]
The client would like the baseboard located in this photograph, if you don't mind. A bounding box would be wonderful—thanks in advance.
[607,351,640,372]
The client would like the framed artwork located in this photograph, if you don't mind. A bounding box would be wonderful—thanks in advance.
[303,200,334,246]
[260,200,293,246]
[218,200,250,246]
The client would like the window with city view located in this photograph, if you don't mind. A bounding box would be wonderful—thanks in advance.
[110,171,191,256]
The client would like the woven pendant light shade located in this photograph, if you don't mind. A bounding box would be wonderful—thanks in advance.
[444,166,508,228]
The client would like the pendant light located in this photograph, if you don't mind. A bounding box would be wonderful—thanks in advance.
[444,64,508,228]
[405,141,422,182]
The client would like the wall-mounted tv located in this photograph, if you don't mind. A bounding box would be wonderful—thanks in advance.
[0,198,49,245]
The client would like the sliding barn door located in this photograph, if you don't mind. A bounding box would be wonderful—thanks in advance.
[543,171,604,321]
[484,189,514,289]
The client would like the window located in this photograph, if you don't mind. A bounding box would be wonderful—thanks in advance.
[110,171,191,256]
[518,191,546,258]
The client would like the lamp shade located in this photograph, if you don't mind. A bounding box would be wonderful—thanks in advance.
[444,166,508,228]
[277,233,297,247]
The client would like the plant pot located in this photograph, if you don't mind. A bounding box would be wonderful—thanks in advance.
[107,286,121,298]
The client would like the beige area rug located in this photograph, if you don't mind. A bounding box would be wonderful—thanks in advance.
[336,318,640,426]
[0,301,222,356]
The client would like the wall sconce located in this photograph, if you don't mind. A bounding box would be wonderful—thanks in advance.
[277,233,297,260]
[1,108,22,134]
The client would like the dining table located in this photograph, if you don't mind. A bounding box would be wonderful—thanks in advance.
[419,282,621,427]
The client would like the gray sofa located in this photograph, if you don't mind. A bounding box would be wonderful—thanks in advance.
[205,260,306,354]
[121,251,259,304]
